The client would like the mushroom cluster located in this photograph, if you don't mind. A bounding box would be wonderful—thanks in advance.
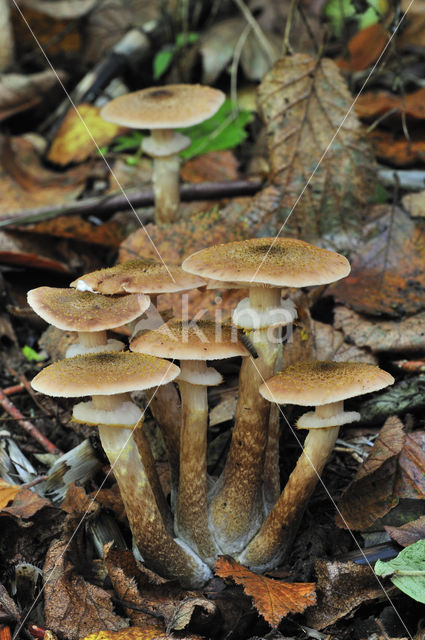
[29,237,394,588]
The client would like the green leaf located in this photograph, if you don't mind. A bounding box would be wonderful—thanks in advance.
[111,132,144,152]
[375,539,425,603]
[179,99,254,160]
[22,345,46,362]
[153,47,174,80]
[175,32,199,48]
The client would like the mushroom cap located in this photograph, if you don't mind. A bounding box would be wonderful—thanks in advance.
[130,319,249,361]
[182,238,351,288]
[27,287,150,332]
[31,352,180,397]
[100,84,225,130]
[70,259,206,295]
[259,361,394,406]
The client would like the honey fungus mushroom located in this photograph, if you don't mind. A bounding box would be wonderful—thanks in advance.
[130,319,249,565]
[237,361,395,572]
[101,85,225,224]
[183,238,351,553]
[27,287,150,357]
[31,352,212,588]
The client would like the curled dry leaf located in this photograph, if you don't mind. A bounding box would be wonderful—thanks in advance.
[47,104,127,166]
[336,416,405,530]
[332,206,425,317]
[385,515,425,547]
[0,70,66,121]
[334,306,425,353]
[215,556,316,628]
[1,486,50,519]
[305,558,385,629]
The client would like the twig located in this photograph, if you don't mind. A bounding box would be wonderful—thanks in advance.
[232,0,277,65]
[0,178,264,228]
[282,0,297,57]
[2,384,24,396]
[0,390,62,455]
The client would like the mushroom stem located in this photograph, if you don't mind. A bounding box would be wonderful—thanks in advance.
[144,382,181,506]
[237,402,343,571]
[78,330,108,348]
[149,129,181,225]
[176,360,217,565]
[98,422,211,587]
[209,286,282,553]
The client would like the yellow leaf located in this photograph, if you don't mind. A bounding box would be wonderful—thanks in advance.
[215,556,316,628]
[0,479,22,510]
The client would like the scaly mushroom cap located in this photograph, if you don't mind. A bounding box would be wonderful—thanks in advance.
[183,238,351,287]
[27,287,150,331]
[259,361,394,406]
[101,84,225,129]
[130,319,249,361]
[71,259,206,295]
[31,352,180,397]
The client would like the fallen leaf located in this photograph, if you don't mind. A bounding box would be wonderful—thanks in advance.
[395,431,425,499]
[1,487,51,519]
[386,516,425,547]
[337,23,389,72]
[0,480,21,510]
[215,556,316,628]
[0,230,72,273]
[305,558,385,629]
[336,416,405,530]
[19,0,96,18]
[375,539,425,603]
[368,129,425,166]
[357,86,425,120]
[334,306,425,353]
[331,206,425,317]
[181,150,239,183]
[12,7,81,56]
[47,104,127,166]
[0,583,19,623]
[44,537,126,640]
[81,627,203,640]
[23,214,127,247]
[402,190,425,218]
[0,70,67,121]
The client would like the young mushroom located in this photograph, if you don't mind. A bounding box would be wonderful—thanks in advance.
[182,238,351,553]
[27,287,150,357]
[130,319,249,565]
[31,351,211,588]
[101,85,225,224]
[71,259,207,502]
[237,360,395,572]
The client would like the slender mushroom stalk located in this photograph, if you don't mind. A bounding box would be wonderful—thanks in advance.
[237,361,395,572]
[31,352,212,588]
[130,319,248,564]
[100,85,225,224]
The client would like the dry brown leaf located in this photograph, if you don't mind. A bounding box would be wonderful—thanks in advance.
[385,515,425,547]
[81,627,203,640]
[395,431,425,499]
[0,583,19,623]
[337,23,389,72]
[334,306,425,353]
[215,556,316,628]
[0,136,85,217]
[44,537,126,640]
[336,416,405,530]
[19,0,96,18]
[305,558,385,629]
[0,230,72,273]
[0,479,21,510]
[0,71,66,121]
[1,486,50,519]
[331,206,425,317]
[312,320,377,364]
[357,87,425,120]
[23,214,127,248]
[369,129,425,166]
[47,104,127,166]
[181,151,239,184]
[256,54,375,243]
[12,6,81,57]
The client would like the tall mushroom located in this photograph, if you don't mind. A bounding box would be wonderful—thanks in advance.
[31,352,211,588]
[237,361,395,571]
[130,319,249,565]
[182,238,351,552]
[71,259,206,501]
[101,84,225,224]
[27,287,150,357]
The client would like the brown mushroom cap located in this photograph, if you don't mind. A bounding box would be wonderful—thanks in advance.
[259,361,394,406]
[101,85,225,130]
[130,319,249,361]
[27,287,150,332]
[182,238,351,288]
[70,259,206,295]
[31,352,180,397]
